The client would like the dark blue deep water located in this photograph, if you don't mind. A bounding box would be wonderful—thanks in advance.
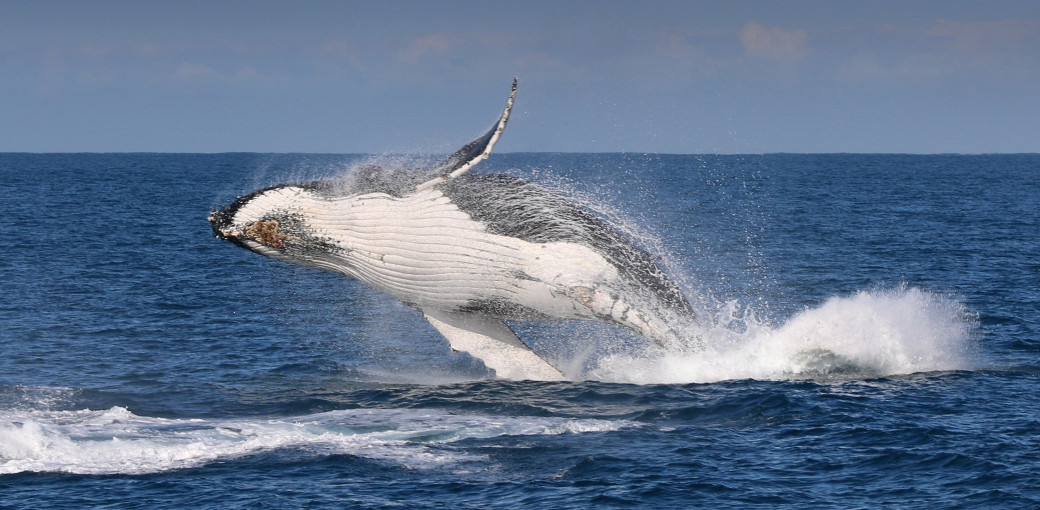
[1,153,1038,508]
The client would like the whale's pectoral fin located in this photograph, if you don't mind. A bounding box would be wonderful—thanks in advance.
[422,309,566,381]
[416,78,517,191]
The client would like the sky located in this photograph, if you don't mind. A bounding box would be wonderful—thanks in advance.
[1,1,1038,154]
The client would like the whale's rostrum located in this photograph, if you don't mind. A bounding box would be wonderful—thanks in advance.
[209,78,697,381]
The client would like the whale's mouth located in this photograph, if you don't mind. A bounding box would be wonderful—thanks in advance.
[208,208,238,240]
[208,210,228,236]
[208,207,254,250]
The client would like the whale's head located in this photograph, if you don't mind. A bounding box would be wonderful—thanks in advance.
[209,183,337,263]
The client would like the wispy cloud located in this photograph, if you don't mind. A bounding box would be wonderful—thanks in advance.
[171,62,286,86]
[834,18,1040,84]
[925,19,1039,49]
[739,22,808,63]
[175,62,220,82]
[397,33,452,64]
[654,28,703,63]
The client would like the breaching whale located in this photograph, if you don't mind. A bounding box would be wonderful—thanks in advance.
[209,78,697,380]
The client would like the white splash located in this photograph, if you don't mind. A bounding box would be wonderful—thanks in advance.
[0,406,625,475]
[588,286,977,384]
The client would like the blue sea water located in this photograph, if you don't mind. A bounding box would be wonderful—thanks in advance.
[1,152,1038,508]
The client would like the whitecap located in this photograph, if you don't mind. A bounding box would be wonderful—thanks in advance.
[0,406,627,475]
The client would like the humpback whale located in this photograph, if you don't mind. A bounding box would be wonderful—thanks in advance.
[209,78,697,380]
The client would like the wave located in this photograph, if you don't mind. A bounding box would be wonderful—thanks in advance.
[0,286,979,475]
[588,286,978,384]
[0,405,626,475]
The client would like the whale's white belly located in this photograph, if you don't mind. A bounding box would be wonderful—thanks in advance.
[305,188,620,318]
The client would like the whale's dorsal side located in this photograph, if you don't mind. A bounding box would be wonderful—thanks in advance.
[416,77,517,191]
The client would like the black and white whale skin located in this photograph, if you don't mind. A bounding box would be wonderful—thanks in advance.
[209,79,697,380]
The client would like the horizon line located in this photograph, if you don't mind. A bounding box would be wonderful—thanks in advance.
[2,150,1038,157]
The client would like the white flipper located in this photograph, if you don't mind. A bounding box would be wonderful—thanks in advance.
[416,77,517,191]
[422,310,565,381]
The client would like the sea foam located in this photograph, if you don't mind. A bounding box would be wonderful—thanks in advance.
[589,286,978,384]
[0,406,625,475]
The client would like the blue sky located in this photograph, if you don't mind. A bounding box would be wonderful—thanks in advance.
[2,1,1038,154]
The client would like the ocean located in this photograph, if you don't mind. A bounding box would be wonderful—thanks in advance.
[1,152,1037,508]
